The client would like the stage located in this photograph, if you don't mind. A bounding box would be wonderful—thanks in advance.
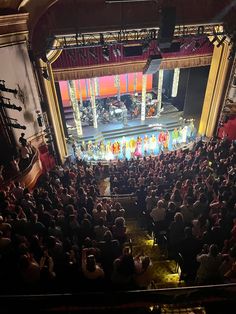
[65,104,196,161]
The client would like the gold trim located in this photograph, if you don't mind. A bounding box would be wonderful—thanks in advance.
[53,55,212,81]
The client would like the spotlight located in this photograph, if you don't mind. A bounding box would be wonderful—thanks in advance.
[89,48,97,60]
[216,35,227,48]
[116,47,121,56]
[7,122,26,130]
[0,97,22,111]
[42,68,50,80]
[0,80,18,95]
[113,48,117,58]
[192,41,201,52]
[102,46,110,61]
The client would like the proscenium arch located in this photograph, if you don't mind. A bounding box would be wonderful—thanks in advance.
[27,0,234,162]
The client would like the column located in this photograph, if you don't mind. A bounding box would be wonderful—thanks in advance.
[199,41,231,137]
[89,78,98,129]
[157,69,164,116]
[115,75,121,101]
[40,61,68,163]
[172,68,180,97]
[68,80,83,136]
[141,74,147,121]
[78,80,83,108]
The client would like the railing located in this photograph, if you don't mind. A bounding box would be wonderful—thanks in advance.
[0,283,236,312]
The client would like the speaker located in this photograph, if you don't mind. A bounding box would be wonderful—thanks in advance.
[143,55,162,75]
[123,45,143,57]
[158,7,176,49]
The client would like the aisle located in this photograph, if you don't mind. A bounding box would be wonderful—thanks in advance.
[126,219,183,289]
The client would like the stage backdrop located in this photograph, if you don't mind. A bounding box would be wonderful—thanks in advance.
[59,72,153,106]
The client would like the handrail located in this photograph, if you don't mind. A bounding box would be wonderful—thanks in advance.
[0,283,236,313]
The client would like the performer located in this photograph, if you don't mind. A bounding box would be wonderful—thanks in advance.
[181,125,188,144]
[113,141,120,158]
[149,134,157,154]
[172,128,179,149]
[143,134,149,156]
[121,136,127,159]
[105,141,113,160]
[134,136,142,157]
[158,131,165,152]
[129,137,136,158]
[100,141,105,159]
[87,140,93,157]
[163,130,169,150]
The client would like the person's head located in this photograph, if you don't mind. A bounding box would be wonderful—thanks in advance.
[115,216,125,228]
[96,203,103,212]
[103,230,113,242]
[209,244,219,257]
[184,226,192,238]
[86,254,96,272]
[174,212,183,223]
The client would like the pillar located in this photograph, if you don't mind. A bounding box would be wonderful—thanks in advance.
[115,75,121,101]
[68,80,83,137]
[78,80,83,109]
[198,42,231,137]
[141,74,147,121]
[157,69,164,115]
[89,78,98,129]
[40,61,68,163]
[172,68,180,97]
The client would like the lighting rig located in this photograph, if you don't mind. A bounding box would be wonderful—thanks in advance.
[0,81,27,131]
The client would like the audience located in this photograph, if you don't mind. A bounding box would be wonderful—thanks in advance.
[0,137,235,294]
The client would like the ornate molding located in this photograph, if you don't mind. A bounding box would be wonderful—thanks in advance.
[52,54,212,81]
[0,13,29,46]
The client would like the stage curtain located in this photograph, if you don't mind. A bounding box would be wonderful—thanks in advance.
[53,55,212,81]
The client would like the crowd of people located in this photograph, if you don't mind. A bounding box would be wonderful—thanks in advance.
[109,137,236,284]
[0,137,236,295]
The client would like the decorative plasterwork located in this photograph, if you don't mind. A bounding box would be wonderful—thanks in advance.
[0,13,29,46]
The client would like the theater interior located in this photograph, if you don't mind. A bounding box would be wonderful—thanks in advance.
[0,0,236,313]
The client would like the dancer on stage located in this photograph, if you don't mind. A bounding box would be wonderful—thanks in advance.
[134,136,142,157]
[121,136,127,159]
[105,141,113,160]
[143,134,149,156]
[163,130,169,150]
[113,141,120,158]
[100,141,106,159]
[129,137,136,158]
[172,128,179,149]
[158,131,165,152]
[150,134,157,154]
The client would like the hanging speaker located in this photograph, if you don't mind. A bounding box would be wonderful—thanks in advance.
[158,7,176,49]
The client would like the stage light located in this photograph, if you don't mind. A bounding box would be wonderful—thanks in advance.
[113,48,118,58]
[42,68,50,80]
[116,47,121,56]
[102,46,110,61]
[0,80,18,95]
[7,122,26,130]
[0,97,22,111]
[192,41,201,52]
[89,48,97,60]
[216,35,227,48]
